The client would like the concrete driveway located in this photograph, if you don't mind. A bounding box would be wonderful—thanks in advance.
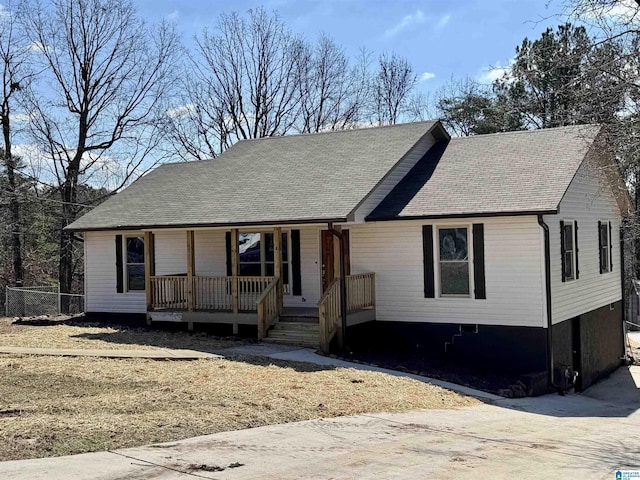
[1,366,639,480]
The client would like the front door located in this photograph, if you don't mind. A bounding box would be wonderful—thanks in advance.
[321,230,350,292]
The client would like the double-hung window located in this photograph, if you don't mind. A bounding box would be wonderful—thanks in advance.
[561,220,578,282]
[438,227,470,296]
[125,236,145,291]
[598,221,612,274]
[238,232,290,293]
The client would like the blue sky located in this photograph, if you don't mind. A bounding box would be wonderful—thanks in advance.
[134,0,566,93]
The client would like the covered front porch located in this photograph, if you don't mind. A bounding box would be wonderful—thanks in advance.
[143,226,375,352]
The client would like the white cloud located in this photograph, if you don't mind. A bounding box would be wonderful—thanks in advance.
[384,10,425,38]
[166,10,179,21]
[478,59,514,84]
[581,0,638,20]
[437,14,451,29]
[420,72,436,81]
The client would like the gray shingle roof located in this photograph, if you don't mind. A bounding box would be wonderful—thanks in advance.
[368,124,602,220]
[66,121,439,231]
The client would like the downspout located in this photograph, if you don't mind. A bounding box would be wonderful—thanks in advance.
[538,215,559,391]
[328,222,348,349]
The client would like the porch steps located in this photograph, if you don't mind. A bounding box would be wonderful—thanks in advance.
[263,319,320,348]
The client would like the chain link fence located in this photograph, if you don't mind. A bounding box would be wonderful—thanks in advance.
[4,286,84,317]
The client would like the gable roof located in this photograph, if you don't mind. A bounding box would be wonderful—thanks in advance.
[368,124,603,220]
[66,121,443,231]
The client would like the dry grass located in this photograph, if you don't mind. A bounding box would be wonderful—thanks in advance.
[0,354,480,461]
[0,317,243,352]
[0,317,481,460]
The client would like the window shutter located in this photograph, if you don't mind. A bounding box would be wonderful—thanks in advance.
[560,221,566,282]
[598,221,603,274]
[291,229,302,296]
[609,222,613,271]
[115,235,123,293]
[225,232,232,276]
[575,222,579,279]
[422,225,435,298]
[472,224,486,299]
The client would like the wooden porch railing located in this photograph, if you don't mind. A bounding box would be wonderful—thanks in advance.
[257,277,280,339]
[193,276,232,311]
[150,275,275,312]
[318,278,340,354]
[346,272,376,312]
[150,276,189,310]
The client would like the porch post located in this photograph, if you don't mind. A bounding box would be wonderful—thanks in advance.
[144,231,155,318]
[273,226,283,315]
[186,230,195,317]
[332,224,344,348]
[231,228,239,334]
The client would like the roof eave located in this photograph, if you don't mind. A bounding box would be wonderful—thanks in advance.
[365,209,558,222]
[64,216,350,232]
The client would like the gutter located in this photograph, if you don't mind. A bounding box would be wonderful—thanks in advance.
[538,214,562,392]
[328,222,348,350]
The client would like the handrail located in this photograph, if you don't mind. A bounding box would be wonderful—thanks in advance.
[257,277,280,339]
[318,278,340,354]
[346,272,376,312]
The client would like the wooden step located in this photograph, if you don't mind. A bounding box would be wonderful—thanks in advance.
[279,315,319,323]
[271,322,320,332]
[264,320,320,348]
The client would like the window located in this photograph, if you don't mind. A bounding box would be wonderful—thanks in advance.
[238,232,290,292]
[561,221,578,282]
[599,221,612,274]
[438,227,470,296]
[125,236,145,291]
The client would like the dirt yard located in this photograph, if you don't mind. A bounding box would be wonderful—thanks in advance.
[0,317,479,461]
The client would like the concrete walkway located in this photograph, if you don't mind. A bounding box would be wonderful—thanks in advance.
[0,346,221,359]
[1,365,638,480]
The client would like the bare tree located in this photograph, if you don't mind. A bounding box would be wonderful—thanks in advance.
[0,0,34,286]
[374,53,417,125]
[193,9,304,149]
[297,35,367,132]
[23,0,179,305]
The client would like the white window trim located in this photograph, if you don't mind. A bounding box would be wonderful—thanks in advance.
[124,236,145,293]
[239,231,292,295]
[563,219,577,282]
[599,220,612,274]
[434,225,474,299]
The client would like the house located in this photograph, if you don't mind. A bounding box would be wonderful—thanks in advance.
[66,120,631,392]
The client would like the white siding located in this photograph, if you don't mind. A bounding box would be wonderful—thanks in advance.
[194,230,227,276]
[352,133,437,222]
[284,226,322,307]
[84,231,146,313]
[544,161,622,324]
[154,231,187,275]
[349,216,546,328]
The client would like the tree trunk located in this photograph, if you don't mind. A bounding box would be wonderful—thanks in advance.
[58,165,80,313]
[3,109,23,287]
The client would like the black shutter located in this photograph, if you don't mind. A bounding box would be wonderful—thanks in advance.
[575,222,579,279]
[225,232,232,276]
[472,224,486,299]
[598,221,603,274]
[609,222,613,271]
[423,225,435,298]
[291,229,302,296]
[560,220,566,282]
[115,235,123,293]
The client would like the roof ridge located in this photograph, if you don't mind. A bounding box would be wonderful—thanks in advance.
[450,123,600,141]
[236,120,437,143]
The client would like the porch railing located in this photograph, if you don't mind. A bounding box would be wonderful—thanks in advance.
[346,272,376,312]
[318,278,340,354]
[150,275,274,312]
[193,276,232,310]
[150,276,189,310]
[257,277,281,339]
[318,272,376,353]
